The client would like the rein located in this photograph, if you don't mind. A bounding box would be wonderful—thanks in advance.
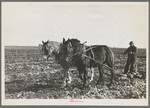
[73,44,114,71]
[73,45,98,57]
[84,45,99,52]
[82,54,114,71]
[67,41,114,71]
[72,44,86,56]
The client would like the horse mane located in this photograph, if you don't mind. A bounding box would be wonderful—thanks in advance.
[68,38,81,47]
[65,38,86,56]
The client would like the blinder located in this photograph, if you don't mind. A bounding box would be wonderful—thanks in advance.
[66,41,86,59]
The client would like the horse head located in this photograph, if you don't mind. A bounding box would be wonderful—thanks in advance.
[61,38,85,62]
[42,40,53,60]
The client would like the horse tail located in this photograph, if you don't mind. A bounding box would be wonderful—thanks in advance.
[105,46,114,68]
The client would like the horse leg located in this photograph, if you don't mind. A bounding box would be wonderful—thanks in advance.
[79,73,83,80]
[107,61,115,86]
[78,67,83,80]
[110,67,115,86]
[63,70,67,87]
[43,55,47,61]
[83,67,88,87]
[77,67,83,83]
[90,67,94,82]
[47,55,49,61]
[67,70,72,84]
[96,65,104,86]
[63,66,69,87]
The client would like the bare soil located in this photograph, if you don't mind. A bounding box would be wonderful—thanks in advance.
[5,46,146,99]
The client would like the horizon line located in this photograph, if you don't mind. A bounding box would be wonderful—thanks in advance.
[4,45,147,49]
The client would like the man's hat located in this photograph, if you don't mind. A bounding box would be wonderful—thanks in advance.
[129,41,134,44]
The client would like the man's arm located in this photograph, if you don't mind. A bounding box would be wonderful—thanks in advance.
[130,47,137,55]
[123,47,130,54]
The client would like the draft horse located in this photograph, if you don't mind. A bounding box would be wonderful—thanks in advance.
[42,40,61,61]
[42,40,72,86]
[61,38,115,87]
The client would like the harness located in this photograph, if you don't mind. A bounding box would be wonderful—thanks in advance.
[70,44,114,71]
[82,54,114,71]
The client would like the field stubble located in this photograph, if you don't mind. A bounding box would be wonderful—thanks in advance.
[5,46,146,99]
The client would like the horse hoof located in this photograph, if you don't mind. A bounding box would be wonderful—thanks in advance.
[109,86,113,89]
[96,84,102,89]
[96,82,99,85]
[109,83,115,89]
[89,79,93,82]
[62,83,67,87]
[82,86,87,90]
[97,82,103,86]
[67,80,71,84]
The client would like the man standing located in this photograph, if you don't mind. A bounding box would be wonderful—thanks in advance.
[123,41,137,74]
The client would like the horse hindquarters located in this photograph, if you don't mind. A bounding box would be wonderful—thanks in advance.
[93,46,115,86]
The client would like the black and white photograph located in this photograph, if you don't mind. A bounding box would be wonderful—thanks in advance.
[1,2,148,106]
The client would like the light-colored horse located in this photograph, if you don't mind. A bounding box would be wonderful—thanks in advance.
[42,40,60,60]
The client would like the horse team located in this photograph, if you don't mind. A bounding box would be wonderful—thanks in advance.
[42,38,115,88]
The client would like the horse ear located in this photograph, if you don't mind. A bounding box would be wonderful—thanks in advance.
[42,41,44,44]
[83,41,87,45]
[69,41,72,48]
[63,38,65,43]
[47,40,49,43]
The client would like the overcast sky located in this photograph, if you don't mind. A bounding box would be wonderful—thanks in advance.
[2,2,148,48]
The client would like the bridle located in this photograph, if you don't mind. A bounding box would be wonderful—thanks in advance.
[42,43,53,55]
[64,41,88,61]
[66,41,100,63]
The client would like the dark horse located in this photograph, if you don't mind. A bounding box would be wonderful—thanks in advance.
[61,38,115,87]
[42,40,72,86]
